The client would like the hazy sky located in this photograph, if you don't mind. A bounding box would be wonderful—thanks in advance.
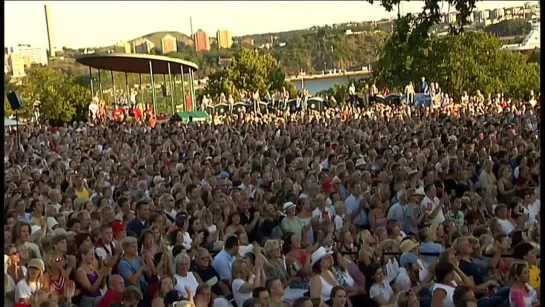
[5,1,537,49]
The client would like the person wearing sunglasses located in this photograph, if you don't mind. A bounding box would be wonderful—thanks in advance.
[44,251,70,304]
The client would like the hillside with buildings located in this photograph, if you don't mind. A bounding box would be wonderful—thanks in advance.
[5,2,540,80]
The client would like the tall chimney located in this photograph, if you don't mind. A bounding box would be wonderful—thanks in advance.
[44,5,56,57]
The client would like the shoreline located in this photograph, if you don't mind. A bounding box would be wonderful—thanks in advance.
[285,70,372,82]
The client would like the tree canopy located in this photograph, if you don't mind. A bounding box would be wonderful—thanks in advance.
[202,48,295,99]
[5,67,91,124]
[373,28,539,98]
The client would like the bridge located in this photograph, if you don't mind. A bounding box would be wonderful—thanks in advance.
[285,70,372,82]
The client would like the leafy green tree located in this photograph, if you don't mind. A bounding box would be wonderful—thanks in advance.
[527,50,540,65]
[18,67,91,125]
[203,48,292,99]
[373,31,539,98]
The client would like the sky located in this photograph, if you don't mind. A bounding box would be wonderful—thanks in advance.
[5,1,538,49]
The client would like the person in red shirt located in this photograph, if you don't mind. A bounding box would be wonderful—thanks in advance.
[185,92,192,111]
[97,275,125,307]
[144,104,154,117]
[113,108,124,122]
[133,107,143,121]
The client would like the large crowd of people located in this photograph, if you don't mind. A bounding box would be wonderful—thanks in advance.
[3,84,541,307]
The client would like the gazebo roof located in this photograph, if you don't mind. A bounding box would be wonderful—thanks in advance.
[75,53,199,74]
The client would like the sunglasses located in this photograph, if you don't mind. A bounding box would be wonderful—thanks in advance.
[54,257,64,262]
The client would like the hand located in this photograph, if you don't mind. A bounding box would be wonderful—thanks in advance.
[185,285,194,302]
[65,280,76,299]
[67,255,77,269]
[143,250,154,264]
[99,266,112,277]
[253,212,260,220]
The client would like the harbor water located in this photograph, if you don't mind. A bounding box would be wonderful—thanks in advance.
[290,75,371,94]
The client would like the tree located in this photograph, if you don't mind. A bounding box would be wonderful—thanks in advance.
[16,67,91,125]
[373,31,539,98]
[203,48,293,99]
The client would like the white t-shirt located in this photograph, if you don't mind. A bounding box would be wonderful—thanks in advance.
[15,279,38,302]
[95,242,116,263]
[312,207,336,223]
[232,278,252,307]
[181,232,193,250]
[334,215,344,231]
[498,218,515,235]
[89,103,99,115]
[394,267,411,291]
[524,200,540,226]
[370,281,394,303]
[420,196,445,225]
[174,272,199,298]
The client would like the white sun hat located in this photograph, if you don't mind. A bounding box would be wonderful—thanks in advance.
[310,246,333,267]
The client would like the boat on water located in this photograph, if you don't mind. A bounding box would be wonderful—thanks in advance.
[500,21,540,54]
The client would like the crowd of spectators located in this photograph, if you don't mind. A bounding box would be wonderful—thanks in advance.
[3,93,540,307]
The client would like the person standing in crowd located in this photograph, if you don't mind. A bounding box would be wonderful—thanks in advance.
[405,82,415,105]
[2,73,541,307]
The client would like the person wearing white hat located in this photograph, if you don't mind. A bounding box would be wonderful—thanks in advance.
[309,247,337,302]
[15,258,45,303]
[280,202,303,240]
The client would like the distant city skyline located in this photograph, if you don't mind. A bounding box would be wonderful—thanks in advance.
[5,1,538,50]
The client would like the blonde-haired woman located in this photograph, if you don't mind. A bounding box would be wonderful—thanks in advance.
[232,256,264,307]
[15,258,45,304]
[262,239,298,288]
[75,245,110,307]
[200,208,222,250]
[174,252,202,299]
[357,230,379,290]
[396,290,420,307]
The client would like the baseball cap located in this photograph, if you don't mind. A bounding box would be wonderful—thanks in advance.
[112,222,126,237]
[28,258,45,272]
[399,252,418,267]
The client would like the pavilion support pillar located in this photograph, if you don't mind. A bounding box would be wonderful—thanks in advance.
[172,73,178,113]
[149,60,157,113]
[97,69,103,100]
[111,70,116,107]
[88,67,94,96]
[138,74,143,106]
[180,66,186,112]
[125,73,130,108]
[167,63,174,114]
[189,68,196,111]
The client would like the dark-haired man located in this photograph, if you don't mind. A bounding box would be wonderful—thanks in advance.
[126,201,150,237]
[253,287,269,307]
[212,235,240,284]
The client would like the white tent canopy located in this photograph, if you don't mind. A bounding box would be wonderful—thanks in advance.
[4,117,23,127]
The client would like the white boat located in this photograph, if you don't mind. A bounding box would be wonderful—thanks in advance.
[501,21,540,54]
